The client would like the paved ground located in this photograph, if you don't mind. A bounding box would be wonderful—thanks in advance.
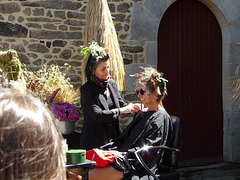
[178,163,240,180]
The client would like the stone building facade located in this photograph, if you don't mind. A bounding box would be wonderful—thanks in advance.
[0,0,239,163]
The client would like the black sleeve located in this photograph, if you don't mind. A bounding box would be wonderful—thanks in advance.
[81,84,120,123]
[110,79,128,108]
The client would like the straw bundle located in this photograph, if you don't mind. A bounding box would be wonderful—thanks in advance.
[82,0,125,91]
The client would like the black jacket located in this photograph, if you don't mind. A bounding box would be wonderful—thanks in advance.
[111,109,174,179]
[80,79,128,150]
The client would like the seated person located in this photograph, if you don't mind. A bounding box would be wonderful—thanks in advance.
[88,67,174,180]
[0,88,81,180]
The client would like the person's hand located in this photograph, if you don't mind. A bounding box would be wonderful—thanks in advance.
[132,103,141,112]
[68,171,82,180]
[119,103,141,114]
[119,103,134,114]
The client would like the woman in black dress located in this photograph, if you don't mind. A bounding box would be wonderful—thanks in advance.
[80,42,140,150]
[89,67,174,180]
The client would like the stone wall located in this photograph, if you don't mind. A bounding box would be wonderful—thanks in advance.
[0,0,144,130]
[0,0,144,92]
[0,1,85,87]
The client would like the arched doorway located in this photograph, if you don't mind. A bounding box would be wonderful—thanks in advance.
[158,0,223,166]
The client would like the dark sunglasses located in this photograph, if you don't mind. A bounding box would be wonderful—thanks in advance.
[136,88,145,95]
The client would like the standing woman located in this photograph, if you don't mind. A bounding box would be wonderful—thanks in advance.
[80,41,140,150]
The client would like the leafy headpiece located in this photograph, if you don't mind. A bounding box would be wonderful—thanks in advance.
[131,67,168,95]
[80,41,109,60]
[131,67,168,87]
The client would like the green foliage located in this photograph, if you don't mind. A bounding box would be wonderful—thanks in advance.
[0,49,22,81]
[80,41,108,60]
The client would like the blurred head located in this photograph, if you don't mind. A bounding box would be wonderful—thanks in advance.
[81,41,110,82]
[85,53,110,81]
[136,67,168,107]
[0,88,66,180]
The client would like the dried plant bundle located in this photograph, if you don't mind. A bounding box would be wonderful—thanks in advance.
[23,64,80,106]
[5,63,80,106]
[0,49,22,81]
[83,0,125,91]
[9,74,27,95]
[51,83,80,105]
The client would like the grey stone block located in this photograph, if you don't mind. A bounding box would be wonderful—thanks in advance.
[220,0,240,22]
[0,22,28,38]
[232,135,240,161]
[0,3,20,14]
[223,111,232,136]
[209,0,222,7]
[223,134,233,162]
[125,64,157,92]
[223,63,240,88]
[202,0,222,9]
[228,43,240,63]
[130,3,160,41]
[146,41,157,65]
[223,87,239,112]
[222,42,231,63]
[221,24,231,43]
[125,64,143,92]
[229,16,240,42]
[231,112,240,136]
[144,0,171,19]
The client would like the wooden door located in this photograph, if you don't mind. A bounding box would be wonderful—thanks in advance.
[158,0,223,166]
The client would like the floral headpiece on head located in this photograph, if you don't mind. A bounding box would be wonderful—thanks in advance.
[80,41,109,60]
[155,72,168,87]
[131,67,168,86]
[131,67,168,95]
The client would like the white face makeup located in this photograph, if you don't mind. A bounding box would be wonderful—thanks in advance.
[136,84,152,106]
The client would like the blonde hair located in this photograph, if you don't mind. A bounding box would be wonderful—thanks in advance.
[0,88,66,180]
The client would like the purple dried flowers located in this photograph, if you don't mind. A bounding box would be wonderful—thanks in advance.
[50,102,79,122]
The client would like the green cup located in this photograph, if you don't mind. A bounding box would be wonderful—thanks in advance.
[66,149,86,165]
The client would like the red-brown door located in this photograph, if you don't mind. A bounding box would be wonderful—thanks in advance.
[158,0,223,166]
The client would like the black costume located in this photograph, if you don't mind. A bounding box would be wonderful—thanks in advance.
[80,79,128,150]
[110,109,174,179]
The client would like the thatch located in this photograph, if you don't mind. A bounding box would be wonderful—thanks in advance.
[82,0,125,91]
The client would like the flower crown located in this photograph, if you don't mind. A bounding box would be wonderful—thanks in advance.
[130,67,168,87]
[80,41,109,60]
